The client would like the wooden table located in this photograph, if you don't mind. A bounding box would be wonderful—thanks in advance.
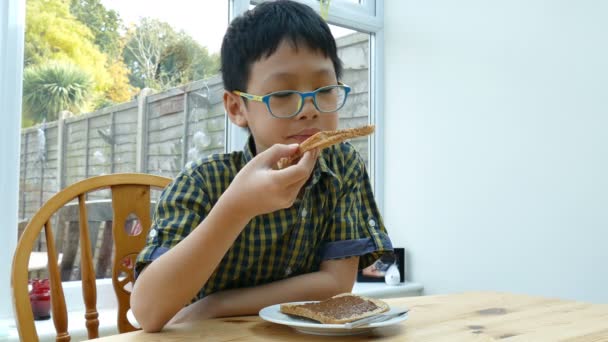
[93,292,608,341]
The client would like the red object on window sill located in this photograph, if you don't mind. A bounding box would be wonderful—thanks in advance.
[29,278,51,320]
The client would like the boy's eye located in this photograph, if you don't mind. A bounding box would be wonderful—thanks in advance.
[272,91,295,98]
[318,87,334,94]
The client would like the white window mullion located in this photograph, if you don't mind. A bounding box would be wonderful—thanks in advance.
[250,0,381,32]
[359,0,376,16]
[0,0,25,319]
[369,34,385,213]
[324,12,382,34]
[369,0,384,214]
[226,0,251,152]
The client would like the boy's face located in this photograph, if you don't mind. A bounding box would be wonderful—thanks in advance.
[225,40,339,154]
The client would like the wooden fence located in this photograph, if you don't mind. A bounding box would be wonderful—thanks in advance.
[19,75,227,219]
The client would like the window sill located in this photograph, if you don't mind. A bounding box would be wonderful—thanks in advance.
[0,281,423,341]
[0,308,120,342]
[0,279,119,342]
[352,281,424,299]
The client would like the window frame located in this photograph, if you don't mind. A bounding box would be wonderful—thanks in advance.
[1,0,25,319]
[0,0,385,322]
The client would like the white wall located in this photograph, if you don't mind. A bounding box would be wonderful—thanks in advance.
[0,0,24,318]
[384,0,608,303]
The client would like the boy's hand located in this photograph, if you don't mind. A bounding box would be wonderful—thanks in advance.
[221,144,319,219]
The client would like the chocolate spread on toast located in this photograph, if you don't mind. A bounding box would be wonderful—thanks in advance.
[297,295,379,320]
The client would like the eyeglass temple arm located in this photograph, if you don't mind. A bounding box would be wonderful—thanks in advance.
[233,90,264,102]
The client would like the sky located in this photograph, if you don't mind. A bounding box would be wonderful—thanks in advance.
[100,0,230,53]
[100,0,353,53]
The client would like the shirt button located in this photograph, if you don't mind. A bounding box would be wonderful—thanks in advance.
[148,229,157,238]
[368,219,376,227]
[285,267,292,276]
[301,208,307,218]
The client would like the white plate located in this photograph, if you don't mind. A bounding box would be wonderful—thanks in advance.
[258,302,408,336]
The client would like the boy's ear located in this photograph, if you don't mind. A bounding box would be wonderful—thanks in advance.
[224,91,248,128]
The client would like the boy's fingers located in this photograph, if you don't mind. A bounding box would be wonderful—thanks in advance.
[284,151,319,193]
[285,174,311,195]
[296,148,318,172]
[259,144,299,165]
[274,150,318,185]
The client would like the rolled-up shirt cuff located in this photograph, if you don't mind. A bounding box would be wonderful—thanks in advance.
[321,238,392,260]
[134,246,170,280]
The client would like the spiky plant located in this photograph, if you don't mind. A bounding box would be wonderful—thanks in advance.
[22,62,93,123]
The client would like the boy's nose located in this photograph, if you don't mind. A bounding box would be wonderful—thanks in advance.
[295,97,319,120]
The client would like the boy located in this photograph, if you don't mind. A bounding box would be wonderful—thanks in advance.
[131,0,392,332]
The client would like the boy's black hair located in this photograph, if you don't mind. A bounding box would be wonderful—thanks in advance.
[221,0,343,92]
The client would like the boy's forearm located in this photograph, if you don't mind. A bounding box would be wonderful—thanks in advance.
[130,195,251,332]
[202,259,358,318]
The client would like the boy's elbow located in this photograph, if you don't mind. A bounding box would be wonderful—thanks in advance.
[334,281,355,295]
[317,283,351,301]
[330,273,356,296]
[136,311,165,333]
[130,290,167,333]
[140,321,164,333]
[320,276,355,298]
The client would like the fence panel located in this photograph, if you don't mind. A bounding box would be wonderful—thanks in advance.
[18,33,370,218]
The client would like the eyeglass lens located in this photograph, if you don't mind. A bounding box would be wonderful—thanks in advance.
[267,86,346,117]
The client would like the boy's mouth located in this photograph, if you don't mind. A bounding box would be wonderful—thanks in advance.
[289,135,314,143]
[288,128,321,143]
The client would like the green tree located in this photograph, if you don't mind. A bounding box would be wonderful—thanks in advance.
[22,62,93,124]
[25,0,111,91]
[162,35,220,86]
[122,18,176,89]
[69,0,123,60]
[24,0,135,114]
[68,0,137,104]
[123,18,220,90]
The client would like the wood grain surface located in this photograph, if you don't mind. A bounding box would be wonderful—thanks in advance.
[92,292,608,341]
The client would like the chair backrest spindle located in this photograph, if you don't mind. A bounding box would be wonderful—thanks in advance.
[44,221,70,342]
[12,174,172,342]
[78,194,99,339]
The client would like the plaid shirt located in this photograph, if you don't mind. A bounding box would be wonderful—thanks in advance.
[135,136,392,301]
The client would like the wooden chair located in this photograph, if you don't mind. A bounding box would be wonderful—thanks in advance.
[12,173,172,342]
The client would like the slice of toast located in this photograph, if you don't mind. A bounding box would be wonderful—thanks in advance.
[279,293,389,324]
[277,125,375,169]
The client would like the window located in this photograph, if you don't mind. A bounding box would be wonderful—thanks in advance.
[1,0,383,321]
[16,0,229,284]
[1,0,25,319]
[331,25,372,169]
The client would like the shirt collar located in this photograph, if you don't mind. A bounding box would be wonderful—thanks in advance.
[241,135,256,165]
[311,149,337,186]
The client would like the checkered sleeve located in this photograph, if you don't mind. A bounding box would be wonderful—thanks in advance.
[321,145,393,269]
[135,170,211,279]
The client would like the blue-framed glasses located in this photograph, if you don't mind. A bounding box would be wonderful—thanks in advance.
[233,82,351,118]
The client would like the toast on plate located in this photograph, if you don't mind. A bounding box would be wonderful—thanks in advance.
[279,293,389,324]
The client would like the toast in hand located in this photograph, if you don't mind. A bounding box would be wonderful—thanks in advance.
[277,125,375,169]
[279,293,389,324]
